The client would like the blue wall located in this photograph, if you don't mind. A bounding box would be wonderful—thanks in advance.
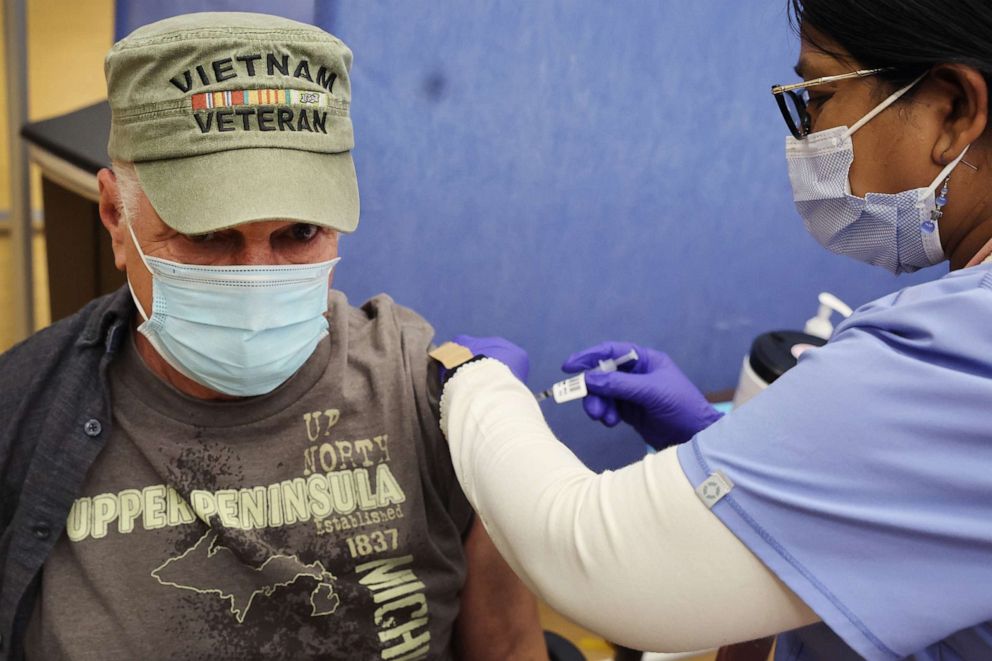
[115,0,315,38]
[328,2,937,470]
[116,2,940,471]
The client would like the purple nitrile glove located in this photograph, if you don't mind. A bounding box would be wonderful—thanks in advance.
[562,341,723,451]
[447,334,530,383]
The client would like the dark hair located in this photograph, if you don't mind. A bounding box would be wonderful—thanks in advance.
[790,0,992,90]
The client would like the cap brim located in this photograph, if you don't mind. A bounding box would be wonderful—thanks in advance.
[133,148,359,234]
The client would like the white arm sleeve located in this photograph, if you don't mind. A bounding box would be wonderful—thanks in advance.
[440,359,819,652]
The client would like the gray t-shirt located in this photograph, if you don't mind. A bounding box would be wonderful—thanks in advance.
[26,292,473,661]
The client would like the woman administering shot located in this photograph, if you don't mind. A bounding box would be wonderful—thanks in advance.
[439,1,992,658]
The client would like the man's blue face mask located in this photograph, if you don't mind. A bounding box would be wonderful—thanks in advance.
[126,220,339,397]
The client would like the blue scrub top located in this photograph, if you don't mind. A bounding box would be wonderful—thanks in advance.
[678,264,992,661]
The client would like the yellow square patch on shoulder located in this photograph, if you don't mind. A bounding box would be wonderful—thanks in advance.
[429,342,474,369]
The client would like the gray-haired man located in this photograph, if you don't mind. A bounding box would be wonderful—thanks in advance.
[0,13,546,660]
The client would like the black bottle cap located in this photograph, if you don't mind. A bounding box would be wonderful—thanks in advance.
[748,330,827,385]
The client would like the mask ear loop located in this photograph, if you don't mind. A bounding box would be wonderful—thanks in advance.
[845,72,929,138]
[125,218,154,322]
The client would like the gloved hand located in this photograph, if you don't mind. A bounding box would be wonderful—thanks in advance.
[562,341,723,450]
[446,334,530,383]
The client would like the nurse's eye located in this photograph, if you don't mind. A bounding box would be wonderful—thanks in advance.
[807,91,832,108]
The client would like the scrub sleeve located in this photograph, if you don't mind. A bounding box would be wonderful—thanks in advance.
[678,265,992,660]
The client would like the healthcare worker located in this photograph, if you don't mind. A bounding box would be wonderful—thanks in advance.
[437,1,992,659]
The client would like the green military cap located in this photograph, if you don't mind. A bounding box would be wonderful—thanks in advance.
[105,12,359,234]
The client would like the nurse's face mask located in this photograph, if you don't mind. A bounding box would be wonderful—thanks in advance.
[126,220,339,397]
[783,72,970,274]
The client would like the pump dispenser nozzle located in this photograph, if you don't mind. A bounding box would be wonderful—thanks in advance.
[804,292,854,340]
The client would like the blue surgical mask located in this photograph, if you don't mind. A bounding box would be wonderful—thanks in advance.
[786,74,970,274]
[126,222,339,397]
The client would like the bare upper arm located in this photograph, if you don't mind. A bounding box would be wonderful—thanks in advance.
[455,517,549,661]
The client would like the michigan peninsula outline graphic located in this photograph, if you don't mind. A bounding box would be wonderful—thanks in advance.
[151,529,340,623]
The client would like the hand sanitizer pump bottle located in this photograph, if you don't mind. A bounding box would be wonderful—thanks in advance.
[731,293,852,409]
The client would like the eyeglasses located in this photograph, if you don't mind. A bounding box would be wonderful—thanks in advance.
[771,67,892,139]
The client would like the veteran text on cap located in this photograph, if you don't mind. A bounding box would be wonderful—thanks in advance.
[105,12,360,234]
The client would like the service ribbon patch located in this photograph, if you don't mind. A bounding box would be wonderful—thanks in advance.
[191,88,330,111]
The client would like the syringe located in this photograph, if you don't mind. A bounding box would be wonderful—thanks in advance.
[535,348,639,403]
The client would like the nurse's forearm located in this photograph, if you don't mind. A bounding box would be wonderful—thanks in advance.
[440,359,818,652]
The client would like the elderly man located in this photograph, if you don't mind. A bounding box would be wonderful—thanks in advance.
[0,12,546,660]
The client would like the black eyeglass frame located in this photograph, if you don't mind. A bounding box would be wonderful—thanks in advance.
[771,67,892,139]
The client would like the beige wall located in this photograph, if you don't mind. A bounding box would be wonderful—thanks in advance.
[0,0,114,351]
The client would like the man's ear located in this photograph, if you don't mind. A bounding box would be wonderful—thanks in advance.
[926,64,989,166]
[97,168,128,271]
